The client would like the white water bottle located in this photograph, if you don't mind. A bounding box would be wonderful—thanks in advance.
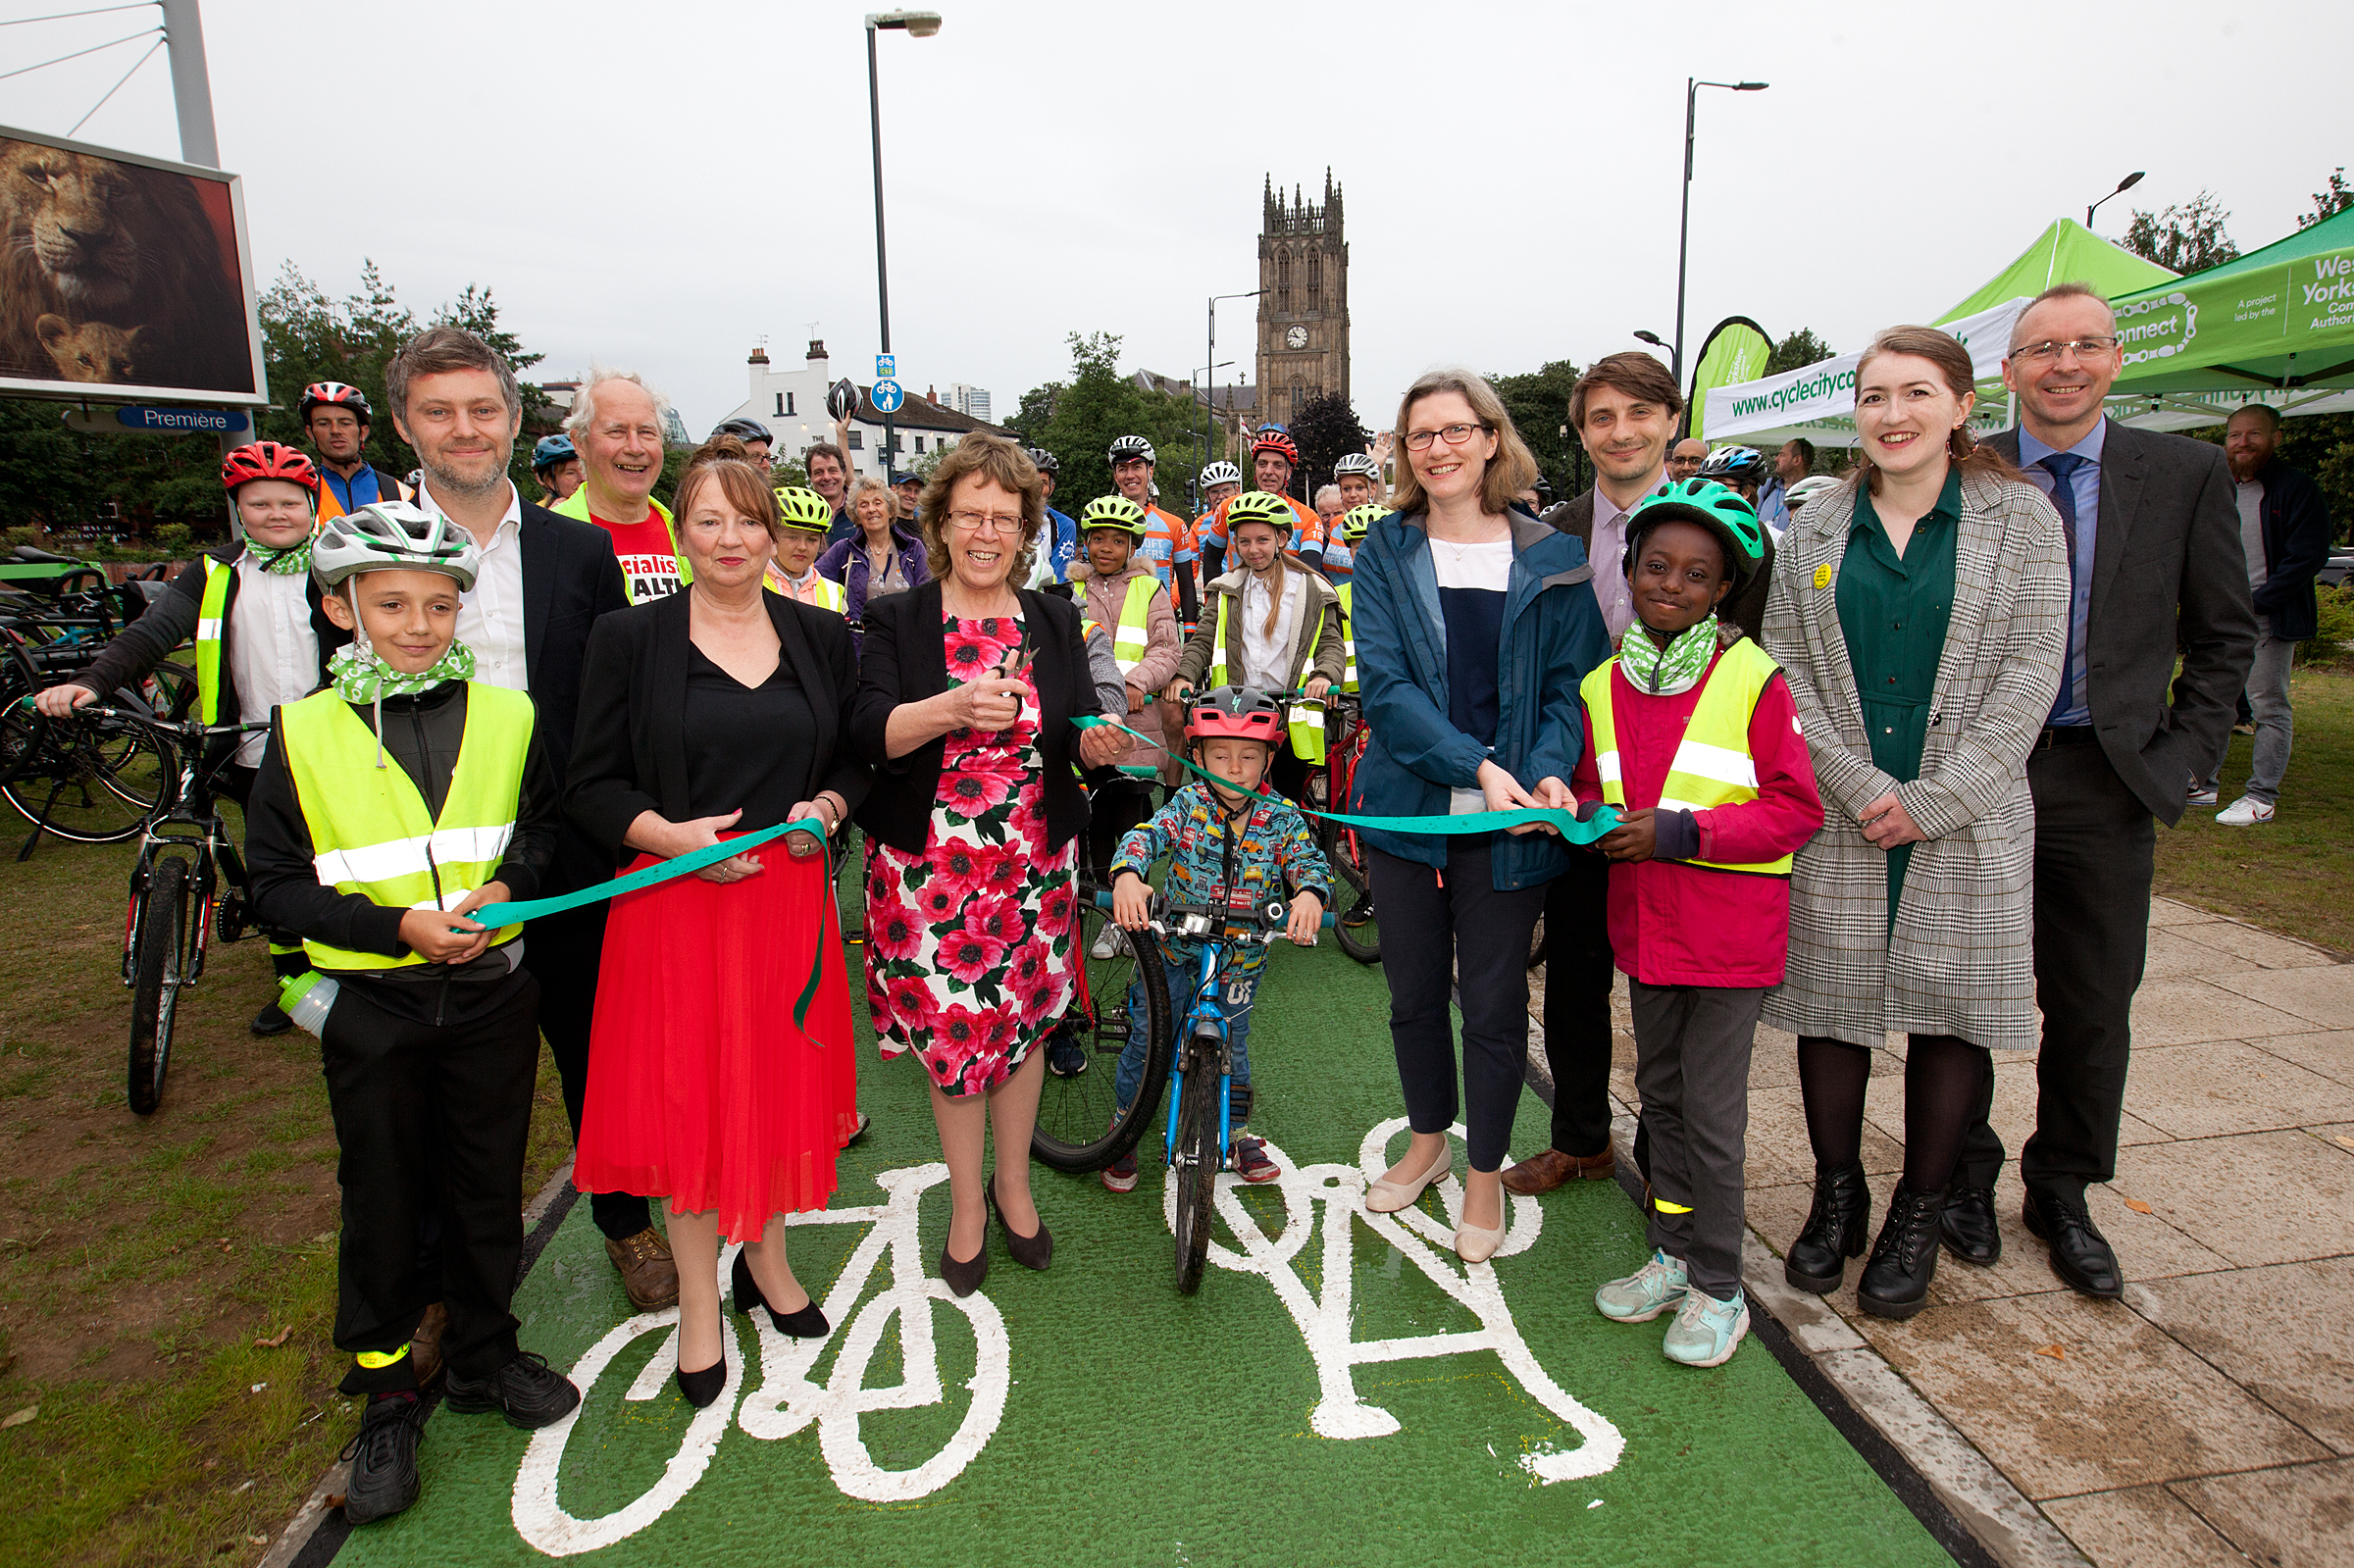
[281,971,340,1037]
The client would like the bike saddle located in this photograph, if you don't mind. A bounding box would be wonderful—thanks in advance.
[11,545,82,565]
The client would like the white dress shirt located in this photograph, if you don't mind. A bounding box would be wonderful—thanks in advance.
[420,480,529,692]
[1237,567,1305,691]
[226,559,319,767]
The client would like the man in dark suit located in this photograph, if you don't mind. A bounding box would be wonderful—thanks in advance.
[385,328,671,1321]
[1945,284,2257,1297]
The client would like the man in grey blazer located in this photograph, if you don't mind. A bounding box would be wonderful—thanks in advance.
[1946,284,2256,1296]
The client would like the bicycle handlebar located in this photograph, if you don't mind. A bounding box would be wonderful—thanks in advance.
[1090,886,1338,936]
[69,703,271,737]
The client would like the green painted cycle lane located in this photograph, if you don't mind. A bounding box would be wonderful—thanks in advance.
[333,934,1951,1567]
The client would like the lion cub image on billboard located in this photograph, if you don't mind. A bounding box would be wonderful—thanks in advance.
[1,132,256,396]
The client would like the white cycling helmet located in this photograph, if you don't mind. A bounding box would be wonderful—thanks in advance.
[312,500,482,592]
[1108,434,1156,468]
[1783,475,1841,516]
[1199,460,1242,488]
[1332,452,1381,481]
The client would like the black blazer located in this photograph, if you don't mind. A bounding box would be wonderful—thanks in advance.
[1981,422,2256,824]
[565,587,872,860]
[517,500,631,892]
[850,582,1099,854]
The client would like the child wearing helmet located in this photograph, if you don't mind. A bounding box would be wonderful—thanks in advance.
[35,441,355,1035]
[764,485,849,612]
[241,499,577,1522]
[532,433,585,506]
[1068,495,1184,915]
[1574,480,1823,1369]
[1100,685,1333,1189]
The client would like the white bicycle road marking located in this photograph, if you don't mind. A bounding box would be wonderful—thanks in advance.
[1166,1117,1625,1483]
[511,1162,1009,1556]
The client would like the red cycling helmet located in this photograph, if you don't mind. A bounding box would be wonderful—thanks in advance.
[299,380,371,421]
[1185,684,1284,750]
[1250,428,1300,465]
[221,440,321,495]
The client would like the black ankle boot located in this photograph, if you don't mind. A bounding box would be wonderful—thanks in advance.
[1858,1179,1945,1320]
[1784,1162,1870,1293]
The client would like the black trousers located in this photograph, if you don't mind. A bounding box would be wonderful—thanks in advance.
[324,967,539,1395]
[525,902,651,1240]
[1370,838,1546,1173]
[1268,748,1313,807]
[1957,738,2154,1203]
[1083,768,1157,882]
[1539,851,1617,1159]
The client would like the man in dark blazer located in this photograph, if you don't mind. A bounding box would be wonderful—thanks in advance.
[1946,285,2257,1297]
[1506,354,1776,1200]
[385,328,670,1323]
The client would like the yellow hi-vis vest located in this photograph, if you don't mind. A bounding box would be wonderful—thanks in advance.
[280,683,535,970]
[193,556,234,723]
[765,567,846,612]
[1078,573,1161,677]
[553,489,686,603]
[1205,592,1327,765]
[1580,637,1791,876]
[1335,581,1359,694]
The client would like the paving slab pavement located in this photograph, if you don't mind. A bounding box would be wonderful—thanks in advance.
[1532,895,2354,1568]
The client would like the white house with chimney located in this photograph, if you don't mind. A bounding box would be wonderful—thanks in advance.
[715,340,1009,480]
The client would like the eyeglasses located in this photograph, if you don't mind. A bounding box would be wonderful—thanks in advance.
[1403,422,1492,451]
[2008,335,2119,365]
[947,510,1023,534]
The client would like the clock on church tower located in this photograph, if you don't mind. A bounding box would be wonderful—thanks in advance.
[1255,170,1351,431]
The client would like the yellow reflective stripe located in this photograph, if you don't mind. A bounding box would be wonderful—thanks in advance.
[1653,1199,1694,1214]
[194,557,233,725]
[354,1346,409,1369]
[1207,595,1231,688]
[1288,700,1325,764]
[1579,641,1790,874]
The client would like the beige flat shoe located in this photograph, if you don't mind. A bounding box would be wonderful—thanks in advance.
[1455,1216,1507,1263]
[1366,1142,1452,1213]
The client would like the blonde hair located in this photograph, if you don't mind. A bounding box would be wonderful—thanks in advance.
[916,435,1044,582]
[1389,369,1540,517]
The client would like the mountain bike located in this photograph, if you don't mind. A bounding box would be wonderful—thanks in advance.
[1302,693,1378,964]
[71,705,271,1114]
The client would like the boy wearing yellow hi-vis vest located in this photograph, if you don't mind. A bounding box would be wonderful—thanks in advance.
[1165,489,1345,806]
[1573,481,1822,1370]
[245,501,577,1526]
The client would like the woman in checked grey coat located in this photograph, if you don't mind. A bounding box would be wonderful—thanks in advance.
[1762,326,2068,1321]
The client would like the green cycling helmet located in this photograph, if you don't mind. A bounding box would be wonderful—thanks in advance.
[1224,489,1294,534]
[1079,493,1148,538]
[773,485,835,534]
[1339,502,1387,543]
[1625,479,1767,588]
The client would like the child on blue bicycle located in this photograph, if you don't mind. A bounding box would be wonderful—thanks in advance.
[1105,685,1331,1189]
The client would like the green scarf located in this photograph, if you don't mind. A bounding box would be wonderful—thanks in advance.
[329,639,477,704]
[1616,614,1719,697]
[249,538,314,576]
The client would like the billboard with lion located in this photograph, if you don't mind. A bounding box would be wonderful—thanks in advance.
[0,126,265,405]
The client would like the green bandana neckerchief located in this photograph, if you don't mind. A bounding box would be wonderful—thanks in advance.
[329,639,477,704]
[1616,614,1719,696]
[248,538,314,576]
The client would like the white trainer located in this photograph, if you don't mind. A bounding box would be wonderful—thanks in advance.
[2216,795,2276,827]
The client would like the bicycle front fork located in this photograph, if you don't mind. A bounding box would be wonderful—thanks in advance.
[1165,1034,1235,1173]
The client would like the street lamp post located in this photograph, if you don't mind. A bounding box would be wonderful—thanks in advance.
[1206,289,1263,471]
[2086,170,2146,229]
[1671,77,1767,426]
[865,11,942,481]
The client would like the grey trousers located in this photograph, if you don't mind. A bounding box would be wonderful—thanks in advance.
[1630,981,1763,1300]
[2196,632,2295,804]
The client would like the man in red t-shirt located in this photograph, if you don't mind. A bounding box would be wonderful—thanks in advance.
[552,372,683,603]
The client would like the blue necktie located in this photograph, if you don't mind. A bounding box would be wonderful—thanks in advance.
[2040,453,2087,724]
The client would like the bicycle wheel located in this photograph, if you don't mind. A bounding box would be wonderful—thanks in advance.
[1171,1038,1219,1295]
[1032,891,1172,1172]
[128,855,190,1115]
[1334,882,1381,966]
[1527,914,1548,969]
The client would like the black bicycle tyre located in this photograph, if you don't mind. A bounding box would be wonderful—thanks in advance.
[128,856,188,1116]
[1334,883,1381,966]
[1031,900,1173,1173]
[1171,1040,1219,1295]
[1527,914,1548,970]
[1,714,169,842]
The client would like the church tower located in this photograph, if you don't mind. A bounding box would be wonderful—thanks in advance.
[1255,170,1350,430]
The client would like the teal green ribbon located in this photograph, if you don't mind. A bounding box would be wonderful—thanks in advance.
[1072,716,1622,843]
[465,816,837,1029]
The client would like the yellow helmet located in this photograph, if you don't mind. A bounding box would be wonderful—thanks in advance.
[1340,502,1387,543]
[1224,489,1294,535]
[773,485,834,534]
[1079,493,1149,539]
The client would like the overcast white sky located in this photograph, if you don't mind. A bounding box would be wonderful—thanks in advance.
[4,0,2344,435]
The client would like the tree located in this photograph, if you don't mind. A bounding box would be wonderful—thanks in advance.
[1766,328,1835,377]
[2301,168,2354,229]
[1010,332,1223,514]
[1287,393,1370,502]
[1487,360,1582,497]
[2123,192,2239,275]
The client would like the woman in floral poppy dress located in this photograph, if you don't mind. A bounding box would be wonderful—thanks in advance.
[852,435,1130,1296]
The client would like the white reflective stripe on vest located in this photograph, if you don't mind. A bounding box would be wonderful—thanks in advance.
[196,619,224,638]
[312,824,517,896]
[1666,739,1759,791]
[1593,749,1623,784]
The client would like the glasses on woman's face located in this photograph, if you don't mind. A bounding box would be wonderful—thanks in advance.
[947,509,1022,535]
[1403,422,1492,451]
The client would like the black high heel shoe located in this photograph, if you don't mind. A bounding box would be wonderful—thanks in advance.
[732,1246,830,1339]
[939,1210,989,1299]
[987,1173,1053,1271]
[675,1350,726,1408]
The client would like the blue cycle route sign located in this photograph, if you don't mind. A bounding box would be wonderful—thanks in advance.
[872,379,904,414]
[875,354,896,379]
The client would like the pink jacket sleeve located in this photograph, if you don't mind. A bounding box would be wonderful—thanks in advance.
[1130,577,1183,695]
[1570,706,1604,808]
[1693,673,1824,865]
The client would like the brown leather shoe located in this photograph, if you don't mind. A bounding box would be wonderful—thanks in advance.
[1500,1146,1616,1196]
[408,1301,448,1389]
[604,1227,681,1310]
